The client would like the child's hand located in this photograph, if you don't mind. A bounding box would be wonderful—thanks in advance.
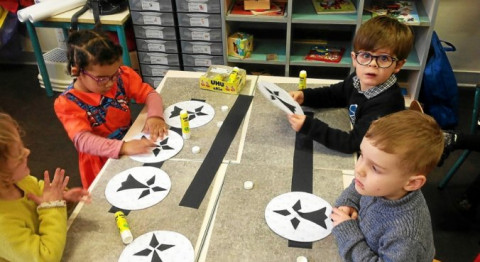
[288,114,306,132]
[27,168,69,205]
[63,188,91,203]
[331,206,357,227]
[289,90,304,105]
[337,206,358,219]
[143,117,168,142]
[120,137,157,156]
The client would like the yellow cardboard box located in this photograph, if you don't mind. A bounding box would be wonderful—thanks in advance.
[227,32,253,59]
[199,65,246,95]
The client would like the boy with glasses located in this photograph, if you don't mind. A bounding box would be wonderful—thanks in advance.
[288,16,413,153]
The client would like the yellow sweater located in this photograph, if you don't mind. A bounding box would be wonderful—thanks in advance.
[0,176,67,262]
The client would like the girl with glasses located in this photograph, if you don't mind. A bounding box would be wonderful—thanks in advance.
[54,29,167,189]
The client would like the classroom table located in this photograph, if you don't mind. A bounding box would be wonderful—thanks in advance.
[62,70,356,262]
[25,7,131,97]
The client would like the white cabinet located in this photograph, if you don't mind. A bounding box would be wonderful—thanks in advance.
[221,0,439,104]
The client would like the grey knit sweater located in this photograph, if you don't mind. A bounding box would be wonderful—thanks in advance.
[332,181,435,261]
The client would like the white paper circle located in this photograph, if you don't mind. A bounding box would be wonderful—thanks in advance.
[105,166,171,210]
[257,81,304,115]
[265,192,333,242]
[119,231,194,262]
[129,131,183,163]
[164,100,215,128]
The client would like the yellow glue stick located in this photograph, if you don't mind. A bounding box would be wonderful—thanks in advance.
[115,211,133,244]
[299,70,307,90]
[227,67,239,83]
[180,109,190,139]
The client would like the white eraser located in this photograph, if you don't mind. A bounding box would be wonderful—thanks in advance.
[221,105,229,112]
[217,121,223,127]
[192,146,200,154]
[243,181,254,190]
[296,256,308,262]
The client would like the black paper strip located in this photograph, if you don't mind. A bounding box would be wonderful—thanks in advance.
[143,161,165,169]
[289,112,314,249]
[180,95,253,209]
[191,98,206,102]
[108,206,131,215]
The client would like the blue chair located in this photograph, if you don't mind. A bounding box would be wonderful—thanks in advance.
[438,84,480,189]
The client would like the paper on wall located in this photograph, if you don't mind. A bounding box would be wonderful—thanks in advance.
[18,0,87,23]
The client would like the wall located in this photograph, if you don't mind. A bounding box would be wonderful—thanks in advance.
[434,0,480,86]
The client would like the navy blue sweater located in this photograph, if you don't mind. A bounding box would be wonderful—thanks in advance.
[300,73,405,153]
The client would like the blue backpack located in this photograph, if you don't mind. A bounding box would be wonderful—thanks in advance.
[420,31,459,129]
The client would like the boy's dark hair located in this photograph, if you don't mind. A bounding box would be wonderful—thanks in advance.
[353,15,414,60]
[66,29,123,75]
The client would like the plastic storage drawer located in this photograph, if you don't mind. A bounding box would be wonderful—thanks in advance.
[140,64,180,76]
[136,39,179,53]
[143,76,164,88]
[181,41,223,55]
[138,52,181,65]
[128,0,173,12]
[182,54,223,67]
[131,11,175,26]
[179,27,222,41]
[177,13,221,28]
[175,0,221,13]
[133,25,177,40]
[183,66,209,72]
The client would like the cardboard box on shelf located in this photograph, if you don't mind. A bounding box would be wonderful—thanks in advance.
[227,32,253,59]
[199,65,246,95]
[244,0,270,10]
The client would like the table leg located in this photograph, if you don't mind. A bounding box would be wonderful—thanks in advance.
[26,21,53,97]
[116,25,131,67]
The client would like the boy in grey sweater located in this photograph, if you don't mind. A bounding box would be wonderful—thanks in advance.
[331,110,444,261]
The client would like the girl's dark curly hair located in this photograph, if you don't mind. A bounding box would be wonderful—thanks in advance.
[66,29,123,75]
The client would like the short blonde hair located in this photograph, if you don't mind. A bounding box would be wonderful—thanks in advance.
[0,113,23,186]
[364,110,444,175]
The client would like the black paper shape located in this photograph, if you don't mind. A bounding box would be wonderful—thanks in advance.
[274,209,291,216]
[152,148,160,156]
[117,174,149,191]
[134,234,175,262]
[298,207,328,230]
[264,87,297,114]
[273,199,329,230]
[117,174,166,199]
[168,106,185,119]
[151,137,174,157]
[291,217,301,229]
[168,104,210,121]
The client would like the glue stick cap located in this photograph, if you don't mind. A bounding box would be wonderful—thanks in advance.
[121,229,133,244]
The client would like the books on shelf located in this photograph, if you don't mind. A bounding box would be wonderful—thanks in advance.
[366,0,420,25]
[311,0,356,15]
[229,1,286,16]
[304,45,345,63]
